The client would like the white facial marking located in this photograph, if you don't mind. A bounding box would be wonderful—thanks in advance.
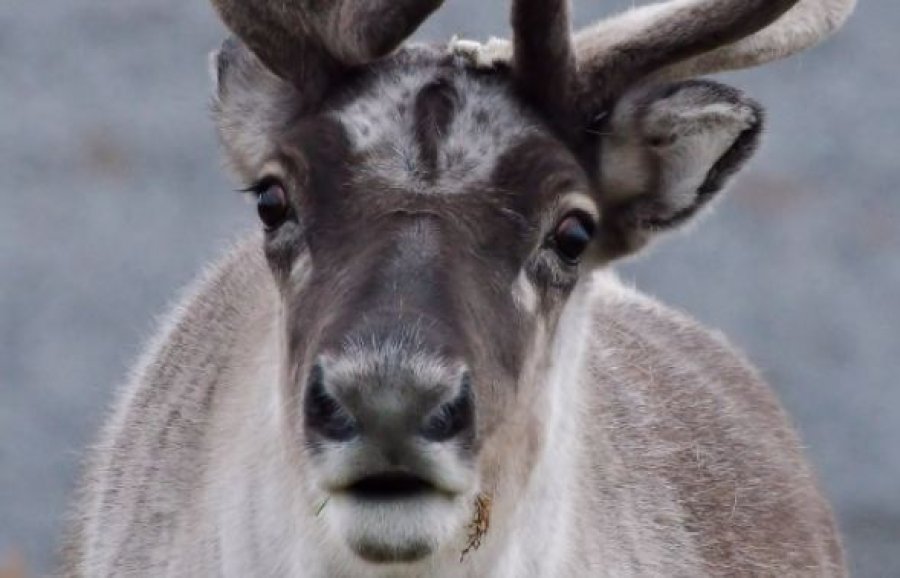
[511,269,538,314]
[334,58,540,195]
[448,36,513,69]
[557,192,601,222]
[257,160,289,183]
[289,250,313,289]
[493,278,597,575]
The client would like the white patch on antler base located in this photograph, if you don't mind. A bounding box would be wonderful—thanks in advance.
[448,36,512,70]
[334,57,539,195]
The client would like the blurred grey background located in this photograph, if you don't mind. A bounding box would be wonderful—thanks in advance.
[1,1,897,576]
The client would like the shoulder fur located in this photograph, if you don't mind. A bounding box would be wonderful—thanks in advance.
[61,235,274,577]
[570,271,844,576]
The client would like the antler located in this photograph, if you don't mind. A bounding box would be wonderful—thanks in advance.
[210,0,444,84]
[511,0,576,125]
[574,0,856,109]
[213,0,854,130]
[645,0,858,81]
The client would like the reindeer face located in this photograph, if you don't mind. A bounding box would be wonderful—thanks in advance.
[208,0,853,565]
[216,46,603,562]
[213,40,762,566]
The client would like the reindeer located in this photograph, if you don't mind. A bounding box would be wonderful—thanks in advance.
[62,0,856,576]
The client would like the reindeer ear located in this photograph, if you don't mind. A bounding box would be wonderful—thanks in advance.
[210,37,304,181]
[594,80,763,260]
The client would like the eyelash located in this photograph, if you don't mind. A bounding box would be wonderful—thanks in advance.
[240,176,280,197]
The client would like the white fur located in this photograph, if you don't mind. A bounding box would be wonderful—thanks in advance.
[448,36,513,70]
[511,269,538,314]
[334,61,539,195]
[491,279,595,576]
[600,82,757,209]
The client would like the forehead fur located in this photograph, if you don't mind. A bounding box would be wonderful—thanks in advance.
[330,46,547,194]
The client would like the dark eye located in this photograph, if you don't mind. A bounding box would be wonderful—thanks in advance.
[254,180,290,231]
[550,211,595,265]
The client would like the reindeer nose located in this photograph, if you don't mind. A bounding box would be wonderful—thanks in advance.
[302,360,475,448]
[304,363,361,442]
[419,374,474,442]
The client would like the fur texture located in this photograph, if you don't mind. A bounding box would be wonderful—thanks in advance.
[62,237,844,577]
[596,79,764,258]
[65,46,844,578]
[63,1,856,576]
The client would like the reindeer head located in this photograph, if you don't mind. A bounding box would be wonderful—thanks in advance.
[209,0,853,566]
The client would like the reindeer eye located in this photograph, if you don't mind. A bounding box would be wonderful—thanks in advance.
[253,180,290,231]
[550,211,595,265]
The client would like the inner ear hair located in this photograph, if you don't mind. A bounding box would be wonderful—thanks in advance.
[596,80,764,260]
[211,38,303,180]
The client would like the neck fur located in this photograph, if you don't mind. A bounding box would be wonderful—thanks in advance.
[474,277,595,577]
[217,278,597,578]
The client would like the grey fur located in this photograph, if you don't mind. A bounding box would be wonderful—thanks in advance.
[62,238,844,577]
[63,1,855,576]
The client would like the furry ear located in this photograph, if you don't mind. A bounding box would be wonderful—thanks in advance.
[210,37,302,181]
[595,80,763,260]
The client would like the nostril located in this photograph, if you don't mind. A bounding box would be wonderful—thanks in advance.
[304,364,359,442]
[420,373,475,442]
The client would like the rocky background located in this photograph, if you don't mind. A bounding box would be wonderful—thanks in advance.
[1,1,897,575]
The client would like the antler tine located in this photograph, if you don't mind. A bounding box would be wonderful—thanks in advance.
[573,0,810,109]
[211,0,444,84]
[511,0,577,127]
[649,0,857,82]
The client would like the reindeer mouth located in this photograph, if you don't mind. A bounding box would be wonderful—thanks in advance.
[324,469,476,565]
[345,471,437,501]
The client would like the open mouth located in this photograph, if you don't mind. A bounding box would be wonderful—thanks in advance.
[346,471,436,501]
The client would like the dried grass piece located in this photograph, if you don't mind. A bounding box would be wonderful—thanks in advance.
[460,493,492,562]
